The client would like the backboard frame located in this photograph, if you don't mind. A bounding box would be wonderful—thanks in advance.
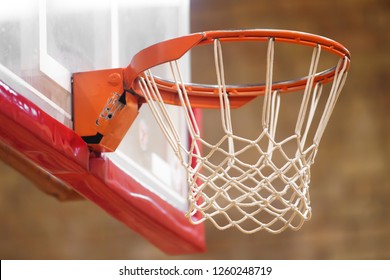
[0,0,205,255]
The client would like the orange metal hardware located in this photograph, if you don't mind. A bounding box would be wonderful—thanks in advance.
[73,30,350,152]
[73,68,139,152]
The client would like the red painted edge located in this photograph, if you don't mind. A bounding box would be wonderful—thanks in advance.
[0,80,206,255]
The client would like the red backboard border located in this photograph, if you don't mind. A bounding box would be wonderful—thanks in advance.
[0,79,205,255]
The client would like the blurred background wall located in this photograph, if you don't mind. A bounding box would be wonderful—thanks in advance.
[1,0,389,259]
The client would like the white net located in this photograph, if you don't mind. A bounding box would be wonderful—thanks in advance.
[136,37,349,233]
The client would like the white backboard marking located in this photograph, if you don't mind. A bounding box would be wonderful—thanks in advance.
[39,0,73,93]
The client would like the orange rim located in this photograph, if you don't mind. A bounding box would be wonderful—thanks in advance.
[124,29,351,108]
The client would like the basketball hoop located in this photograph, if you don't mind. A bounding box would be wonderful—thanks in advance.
[74,29,351,233]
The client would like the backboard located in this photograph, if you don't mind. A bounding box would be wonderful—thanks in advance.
[0,0,205,254]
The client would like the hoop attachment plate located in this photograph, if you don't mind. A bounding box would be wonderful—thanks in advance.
[72,68,139,152]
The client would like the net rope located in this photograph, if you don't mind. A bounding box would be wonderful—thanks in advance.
[137,37,349,233]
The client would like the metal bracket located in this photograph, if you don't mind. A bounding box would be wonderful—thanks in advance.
[72,68,139,152]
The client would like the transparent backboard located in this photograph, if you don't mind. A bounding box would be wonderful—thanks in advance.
[0,0,190,211]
